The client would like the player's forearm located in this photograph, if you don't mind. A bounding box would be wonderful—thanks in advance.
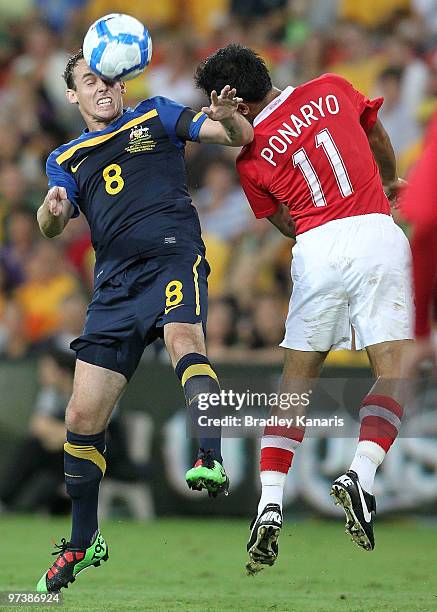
[37,203,68,238]
[367,120,397,187]
[219,113,254,146]
[267,204,296,242]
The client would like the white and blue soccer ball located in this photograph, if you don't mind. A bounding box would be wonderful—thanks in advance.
[83,13,152,81]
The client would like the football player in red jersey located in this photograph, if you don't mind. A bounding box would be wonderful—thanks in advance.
[402,111,437,372]
[196,45,412,571]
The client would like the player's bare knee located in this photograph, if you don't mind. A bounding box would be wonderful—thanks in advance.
[65,399,100,434]
[65,408,89,434]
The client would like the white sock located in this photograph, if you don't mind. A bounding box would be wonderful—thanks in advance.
[350,440,386,494]
[257,471,287,515]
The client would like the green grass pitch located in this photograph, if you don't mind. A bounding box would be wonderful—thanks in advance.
[0,516,436,611]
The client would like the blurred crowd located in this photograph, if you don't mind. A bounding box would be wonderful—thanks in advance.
[0,0,436,366]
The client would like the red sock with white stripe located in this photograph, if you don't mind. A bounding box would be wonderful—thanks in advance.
[258,425,304,515]
[350,394,403,494]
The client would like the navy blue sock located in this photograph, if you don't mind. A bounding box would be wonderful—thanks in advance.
[64,430,106,549]
[175,353,222,463]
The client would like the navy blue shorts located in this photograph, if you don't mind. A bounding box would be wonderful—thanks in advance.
[71,252,209,380]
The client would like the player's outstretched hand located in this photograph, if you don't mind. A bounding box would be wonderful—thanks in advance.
[202,85,243,121]
[44,186,69,217]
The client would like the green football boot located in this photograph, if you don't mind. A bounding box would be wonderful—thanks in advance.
[186,450,229,497]
[36,531,108,592]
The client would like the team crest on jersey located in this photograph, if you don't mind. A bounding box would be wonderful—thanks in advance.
[125,124,156,154]
[129,125,150,140]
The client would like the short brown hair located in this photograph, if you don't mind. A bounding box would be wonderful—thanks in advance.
[63,49,84,89]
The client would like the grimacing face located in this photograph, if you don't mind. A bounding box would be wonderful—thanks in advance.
[66,59,126,130]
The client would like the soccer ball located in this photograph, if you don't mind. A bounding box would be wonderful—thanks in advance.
[83,13,152,81]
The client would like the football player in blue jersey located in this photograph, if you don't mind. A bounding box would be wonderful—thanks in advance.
[35,50,253,592]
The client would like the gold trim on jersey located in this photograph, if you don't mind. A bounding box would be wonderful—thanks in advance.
[56,109,158,165]
[192,111,205,122]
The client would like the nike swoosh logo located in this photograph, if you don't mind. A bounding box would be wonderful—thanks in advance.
[165,303,184,314]
[64,472,83,478]
[71,156,88,173]
[356,481,372,523]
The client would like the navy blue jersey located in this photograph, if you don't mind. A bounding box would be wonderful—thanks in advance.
[46,97,208,289]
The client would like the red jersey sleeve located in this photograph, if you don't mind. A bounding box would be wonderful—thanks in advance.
[236,154,280,219]
[324,73,383,133]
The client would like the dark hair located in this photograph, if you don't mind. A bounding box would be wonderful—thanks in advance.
[63,49,84,89]
[195,44,272,103]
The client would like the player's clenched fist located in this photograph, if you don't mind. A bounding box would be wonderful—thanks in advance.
[38,185,72,238]
[44,186,69,216]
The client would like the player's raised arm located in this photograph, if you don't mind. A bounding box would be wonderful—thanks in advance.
[37,186,73,238]
[198,85,254,146]
[366,119,400,194]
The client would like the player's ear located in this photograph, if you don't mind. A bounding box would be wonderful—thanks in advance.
[238,102,250,116]
[66,89,79,105]
[120,81,126,94]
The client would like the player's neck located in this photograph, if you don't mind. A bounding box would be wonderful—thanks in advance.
[264,88,282,107]
[248,88,282,124]
[85,110,124,133]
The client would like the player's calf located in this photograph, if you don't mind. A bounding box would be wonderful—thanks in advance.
[64,430,106,547]
[174,352,229,496]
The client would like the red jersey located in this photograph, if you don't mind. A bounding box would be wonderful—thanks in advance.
[237,73,390,235]
[401,111,437,338]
